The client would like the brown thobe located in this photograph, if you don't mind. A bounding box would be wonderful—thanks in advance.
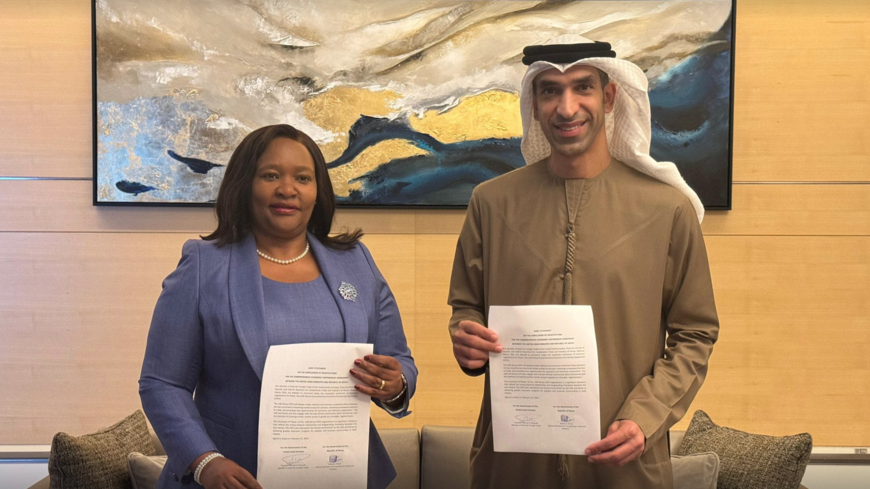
[448,159,719,489]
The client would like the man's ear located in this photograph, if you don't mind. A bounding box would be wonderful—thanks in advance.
[603,82,617,114]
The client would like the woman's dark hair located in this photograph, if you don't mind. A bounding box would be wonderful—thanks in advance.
[202,124,363,249]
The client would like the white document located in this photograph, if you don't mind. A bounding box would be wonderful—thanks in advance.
[488,305,601,455]
[257,343,373,489]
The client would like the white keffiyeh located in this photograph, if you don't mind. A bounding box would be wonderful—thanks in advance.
[520,36,705,222]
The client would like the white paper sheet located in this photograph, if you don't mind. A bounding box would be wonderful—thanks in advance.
[488,305,601,455]
[257,343,373,488]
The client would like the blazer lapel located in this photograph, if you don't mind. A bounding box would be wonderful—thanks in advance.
[308,234,369,344]
[228,234,270,380]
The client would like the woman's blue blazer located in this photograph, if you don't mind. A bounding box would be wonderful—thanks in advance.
[139,233,417,488]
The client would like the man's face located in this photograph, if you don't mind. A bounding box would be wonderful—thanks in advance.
[532,65,616,158]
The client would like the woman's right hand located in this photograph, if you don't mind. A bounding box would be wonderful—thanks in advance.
[197,455,262,489]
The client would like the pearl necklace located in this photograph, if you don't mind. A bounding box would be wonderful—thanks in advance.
[257,241,310,265]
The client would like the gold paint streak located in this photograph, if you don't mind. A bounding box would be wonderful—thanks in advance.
[304,86,401,156]
[409,90,522,144]
[319,136,349,163]
[329,139,427,197]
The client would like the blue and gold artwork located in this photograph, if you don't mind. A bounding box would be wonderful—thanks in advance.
[94,0,734,207]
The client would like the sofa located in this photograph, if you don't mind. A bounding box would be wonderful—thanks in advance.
[30,426,810,489]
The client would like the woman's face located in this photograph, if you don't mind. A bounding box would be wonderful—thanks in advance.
[250,137,317,242]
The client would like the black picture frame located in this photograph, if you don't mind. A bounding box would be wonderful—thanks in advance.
[92,0,734,210]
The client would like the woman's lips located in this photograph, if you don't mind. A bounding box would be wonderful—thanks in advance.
[270,204,298,215]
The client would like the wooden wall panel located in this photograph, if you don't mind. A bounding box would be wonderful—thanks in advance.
[732,0,870,182]
[0,0,92,178]
[411,235,486,428]
[358,235,418,429]
[701,184,870,236]
[4,180,870,237]
[676,236,870,445]
[0,233,195,442]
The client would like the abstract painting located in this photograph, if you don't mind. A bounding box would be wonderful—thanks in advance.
[93,0,734,208]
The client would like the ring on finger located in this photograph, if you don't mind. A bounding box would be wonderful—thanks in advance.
[378,378,386,390]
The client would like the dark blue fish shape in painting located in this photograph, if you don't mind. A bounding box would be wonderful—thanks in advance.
[167,150,225,174]
[327,115,448,169]
[330,116,524,206]
[116,180,156,196]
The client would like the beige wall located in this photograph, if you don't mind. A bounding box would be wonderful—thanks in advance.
[1,0,869,446]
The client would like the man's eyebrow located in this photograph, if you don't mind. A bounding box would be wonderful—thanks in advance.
[536,79,562,90]
[570,75,597,86]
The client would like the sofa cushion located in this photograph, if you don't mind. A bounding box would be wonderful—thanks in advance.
[127,452,167,489]
[672,452,719,489]
[677,410,812,489]
[420,426,474,489]
[49,410,156,489]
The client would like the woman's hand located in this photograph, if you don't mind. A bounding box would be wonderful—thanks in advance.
[196,455,262,489]
[350,354,404,401]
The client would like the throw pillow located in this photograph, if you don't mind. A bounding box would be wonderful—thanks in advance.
[49,410,156,489]
[672,452,719,489]
[678,410,812,489]
[127,452,167,489]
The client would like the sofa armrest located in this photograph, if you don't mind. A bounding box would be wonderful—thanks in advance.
[151,432,165,456]
[670,430,686,454]
[26,477,49,489]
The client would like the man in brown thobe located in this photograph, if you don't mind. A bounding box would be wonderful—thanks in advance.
[448,40,719,488]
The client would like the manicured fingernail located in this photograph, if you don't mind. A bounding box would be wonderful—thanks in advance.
[364,355,372,361]
[350,369,357,375]
[354,359,362,366]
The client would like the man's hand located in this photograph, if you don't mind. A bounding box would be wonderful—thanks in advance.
[451,320,502,370]
[196,455,262,489]
[585,419,646,467]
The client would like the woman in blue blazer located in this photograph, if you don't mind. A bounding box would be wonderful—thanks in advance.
[140,124,417,489]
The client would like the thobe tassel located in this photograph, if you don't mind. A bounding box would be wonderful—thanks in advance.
[563,271,573,304]
[558,454,569,480]
[563,224,576,305]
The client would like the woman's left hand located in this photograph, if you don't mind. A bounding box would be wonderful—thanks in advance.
[350,354,404,401]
